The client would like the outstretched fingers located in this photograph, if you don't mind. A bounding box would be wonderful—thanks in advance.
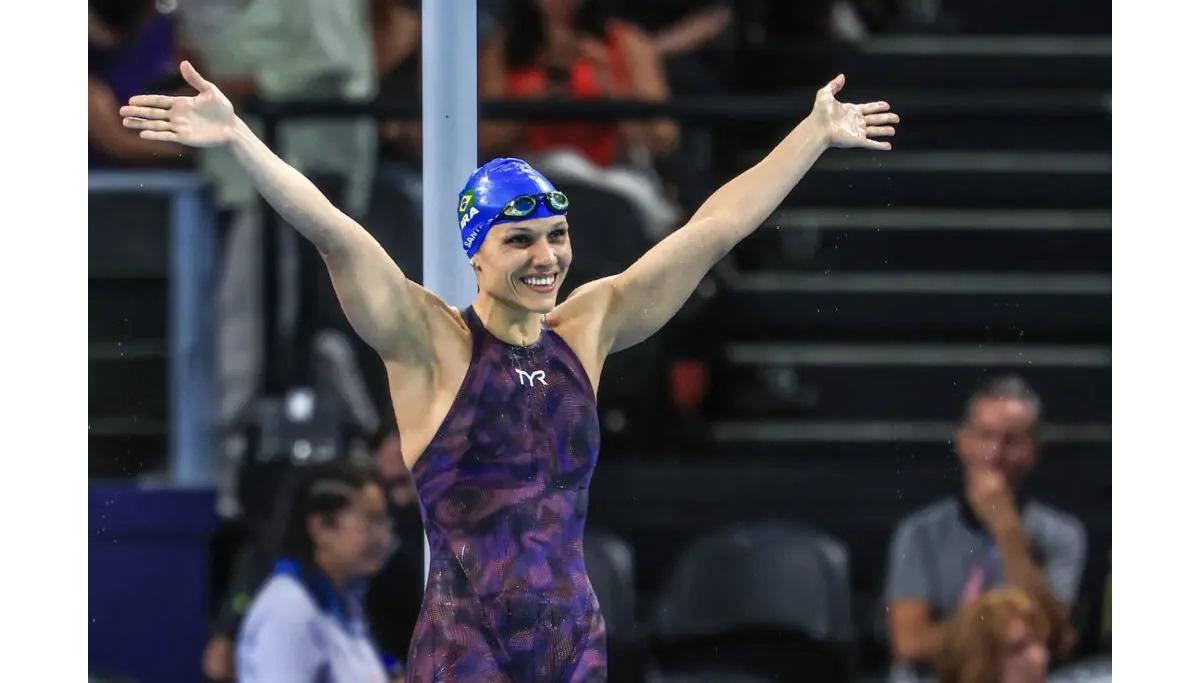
[138,130,180,143]
[858,101,891,115]
[119,105,170,120]
[124,117,174,132]
[865,112,900,126]
[128,94,174,109]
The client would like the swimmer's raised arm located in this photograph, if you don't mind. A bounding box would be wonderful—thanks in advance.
[597,74,898,353]
[120,61,431,364]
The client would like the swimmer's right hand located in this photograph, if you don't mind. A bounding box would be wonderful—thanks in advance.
[119,61,236,148]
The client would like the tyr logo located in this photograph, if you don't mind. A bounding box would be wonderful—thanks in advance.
[515,368,548,387]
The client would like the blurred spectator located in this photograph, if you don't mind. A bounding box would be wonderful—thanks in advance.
[204,415,393,681]
[479,0,679,167]
[374,0,423,165]
[374,0,422,78]
[608,0,733,95]
[639,3,731,59]
[936,587,1050,683]
[88,0,190,166]
[236,462,399,683]
[175,0,379,215]
[170,0,256,100]
[885,376,1087,682]
[363,431,427,666]
[478,0,683,239]
[747,0,906,41]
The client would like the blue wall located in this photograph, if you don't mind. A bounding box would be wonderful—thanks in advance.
[89,484,216,683]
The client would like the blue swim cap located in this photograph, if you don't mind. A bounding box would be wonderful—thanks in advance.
[457,158,563,258]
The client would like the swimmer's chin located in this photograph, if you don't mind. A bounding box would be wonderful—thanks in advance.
[521,292,559,314]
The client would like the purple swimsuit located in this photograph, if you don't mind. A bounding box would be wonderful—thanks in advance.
[406,307,607,682]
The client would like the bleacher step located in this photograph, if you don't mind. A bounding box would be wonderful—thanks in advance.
[710,342,1110,421]
[761,151,1112,209]
[89,278,167,341]
[737,208,1110,272]
[740,35,1110,89]
[713,271,1110,340]
[89,417,168,479]
[89,352,167,422]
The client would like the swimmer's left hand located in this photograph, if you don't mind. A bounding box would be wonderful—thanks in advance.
[119,61,237,148]
[812,73,899,151]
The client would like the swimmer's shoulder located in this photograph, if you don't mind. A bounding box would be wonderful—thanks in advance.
[548,276,618,328]
[384,281,471,366]
[546,277,619,390]
[382,285,471,413]
[547,277,618,342]
[387,295,474,470]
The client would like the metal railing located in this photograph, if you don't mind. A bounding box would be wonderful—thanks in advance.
[89,171,217,486]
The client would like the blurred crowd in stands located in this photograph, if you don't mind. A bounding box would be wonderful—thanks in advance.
[89,0,933,203]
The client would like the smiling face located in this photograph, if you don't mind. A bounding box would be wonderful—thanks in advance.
[470,215,572,314]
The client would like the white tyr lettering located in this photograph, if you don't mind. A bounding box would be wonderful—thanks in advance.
[515,369,548,387]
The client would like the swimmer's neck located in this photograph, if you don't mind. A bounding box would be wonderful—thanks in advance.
[472,294,547,347]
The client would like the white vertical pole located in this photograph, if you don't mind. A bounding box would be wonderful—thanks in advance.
[422,0,479,311]
[420,0,479,580]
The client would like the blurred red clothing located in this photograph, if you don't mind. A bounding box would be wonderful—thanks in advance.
[504,21,634,167]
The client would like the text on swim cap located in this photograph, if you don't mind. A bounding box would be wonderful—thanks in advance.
[459,206,479,230]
